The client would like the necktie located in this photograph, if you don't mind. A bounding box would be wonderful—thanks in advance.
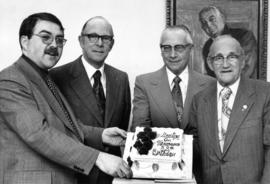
[171,76,183,126]
[219,87,232,152]
[46,76,83,142]
[92,70,106,120]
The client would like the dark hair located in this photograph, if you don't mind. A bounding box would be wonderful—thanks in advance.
[19,12,64,47]
[199,6,226,23]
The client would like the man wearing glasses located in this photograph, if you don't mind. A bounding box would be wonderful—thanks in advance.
[50,16,131,184]
[185,35,270,184]
[0,13,132,184]
[131,25,214,183]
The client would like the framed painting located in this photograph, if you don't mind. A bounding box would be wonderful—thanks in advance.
[166,0,268,80]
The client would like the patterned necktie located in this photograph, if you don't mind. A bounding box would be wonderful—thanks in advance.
[46,76,83,142]
[171,76,183,126]
[92,70,106,120]
[219,87,232,151]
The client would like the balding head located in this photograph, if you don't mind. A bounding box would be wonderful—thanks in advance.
[207,35,245,86]
[79,16,114,69]
[81,16,114,36]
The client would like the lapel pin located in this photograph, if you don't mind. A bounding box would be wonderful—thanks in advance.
[241,105,248,111]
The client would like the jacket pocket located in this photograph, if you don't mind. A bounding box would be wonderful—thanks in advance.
[4,171,51,184]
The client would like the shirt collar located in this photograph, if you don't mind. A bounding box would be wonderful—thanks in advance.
[217,77,240,98]
[81,55,105,79]
[166,66,189,87]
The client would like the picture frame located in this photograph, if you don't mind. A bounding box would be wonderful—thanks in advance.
[166,0,268,80]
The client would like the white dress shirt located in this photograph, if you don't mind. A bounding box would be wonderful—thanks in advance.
[81,56,106,96]
[217,78,240,149]
[166,66,189,105]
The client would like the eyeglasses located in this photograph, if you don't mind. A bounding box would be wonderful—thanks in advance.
[160,44,192,53]
[81,33,113,44]
[33,34,67,47]
[210,53,241,65]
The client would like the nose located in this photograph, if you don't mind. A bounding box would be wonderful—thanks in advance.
[170,49,176,58]
[222,59,230,68]
[96,37,103,46]
[50,38,57,47]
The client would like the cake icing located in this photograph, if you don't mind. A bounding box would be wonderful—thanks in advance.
[123,127,193,179]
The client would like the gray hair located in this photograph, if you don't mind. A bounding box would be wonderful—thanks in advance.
[160,24,193,44]
[199,6,226,23]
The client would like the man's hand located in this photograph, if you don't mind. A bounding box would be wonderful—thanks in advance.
[95,152,132,178]
[102,127,127,146]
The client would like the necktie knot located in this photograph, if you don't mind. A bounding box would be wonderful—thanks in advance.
[220,87,232,101]
[93,70,102,81]
[173,76,181,84]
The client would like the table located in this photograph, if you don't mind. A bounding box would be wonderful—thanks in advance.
[113,178,196,184]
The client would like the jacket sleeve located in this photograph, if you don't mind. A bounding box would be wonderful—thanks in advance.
[261,89,270,184]
[130,76,152,131]
[239,30,257,78]
[0,73,100,175]
[121,72,131,131]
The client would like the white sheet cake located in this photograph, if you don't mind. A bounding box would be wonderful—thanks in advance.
[123,127,193,179]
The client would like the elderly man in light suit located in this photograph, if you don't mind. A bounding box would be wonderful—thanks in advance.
[0,12,132,184]
[131,25,213,130]
[131,25,214,184]
[185,35,270,184]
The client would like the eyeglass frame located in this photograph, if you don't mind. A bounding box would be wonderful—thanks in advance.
[209,53,243,66]
[81,33,114,44]
[160,44,193,53]
[32,33,67,47]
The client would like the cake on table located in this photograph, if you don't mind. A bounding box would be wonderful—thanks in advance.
[123,127,193,180]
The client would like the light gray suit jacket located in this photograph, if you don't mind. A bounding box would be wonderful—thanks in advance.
[0,57,105,184]
[131,66,214,131]
[187,77,270,184]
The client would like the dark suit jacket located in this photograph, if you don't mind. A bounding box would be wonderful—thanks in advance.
[131,66,214,130]
[50,56,131,183]
[186,77,270,184]
[203,25,257,78]
[0,57,105,184]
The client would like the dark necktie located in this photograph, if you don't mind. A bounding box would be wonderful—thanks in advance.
[92,70,106,120]
[46,76,83,142]
[171,76,183,126]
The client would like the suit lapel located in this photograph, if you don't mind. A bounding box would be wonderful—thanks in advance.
[16,58,81,137]
[203,85,222,158]
[69,58,104,126]
[149,67,178,127]
[183,70,207,128]
[104,65,118,127]
[222,78,255,155]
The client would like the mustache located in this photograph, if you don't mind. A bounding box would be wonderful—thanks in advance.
[44,47,59,56]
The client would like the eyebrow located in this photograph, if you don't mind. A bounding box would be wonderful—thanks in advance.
[214,52,239,56]
[38,30,64,37]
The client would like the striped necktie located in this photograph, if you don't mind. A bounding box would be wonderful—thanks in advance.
[219,87,232,151]
[46,76,83,142]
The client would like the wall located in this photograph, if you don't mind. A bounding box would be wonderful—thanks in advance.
[0,0,166,92]
[1,0,270,85]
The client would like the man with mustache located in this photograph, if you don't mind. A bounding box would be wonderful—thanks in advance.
[199,6,257,78]
[50,16,131,184]
[131,25,214,184]
[0,12,132,184]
